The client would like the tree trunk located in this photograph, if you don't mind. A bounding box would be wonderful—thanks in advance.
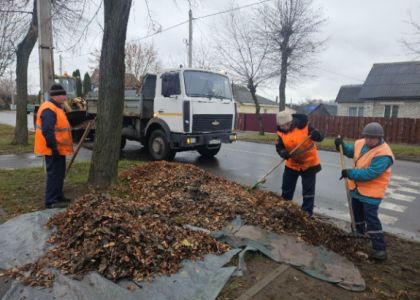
[88,0,132,189]
[13,0,38,145]
[248,79,264,136]
[278,38,289,112]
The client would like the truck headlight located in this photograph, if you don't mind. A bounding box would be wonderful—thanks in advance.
[230,133,237,141]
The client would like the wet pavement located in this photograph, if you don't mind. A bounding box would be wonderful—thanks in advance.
[1,110,419,241]
[0,110,34,131]
[1,139,419,241]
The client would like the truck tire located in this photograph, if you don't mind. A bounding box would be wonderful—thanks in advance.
[120,136,127,150]
[148,129,176,161]
[197,145,221,158]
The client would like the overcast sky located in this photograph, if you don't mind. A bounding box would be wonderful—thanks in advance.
[25,0,420,104]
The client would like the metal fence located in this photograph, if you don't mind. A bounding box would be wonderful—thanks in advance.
[235,113,420,144]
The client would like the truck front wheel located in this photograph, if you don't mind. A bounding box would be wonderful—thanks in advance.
[197,145,221,158]
[148,129,176,161]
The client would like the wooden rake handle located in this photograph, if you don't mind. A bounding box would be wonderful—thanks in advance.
[256,135,312,185]
[338,135,356,232]
[65,119,95,178]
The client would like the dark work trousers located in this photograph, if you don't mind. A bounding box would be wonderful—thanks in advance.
[281,167,316,216]
[45,155,66,205]
[352,198,386,251]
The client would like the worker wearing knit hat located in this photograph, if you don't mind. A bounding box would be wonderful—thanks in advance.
[275,112,324,217]
[335,123,394,261]
[34,83,73,209]
[49,83,67,97]
[276,111,293,126]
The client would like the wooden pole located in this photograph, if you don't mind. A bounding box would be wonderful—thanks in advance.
[188,8,193,67]
[37,0,54,102]
[250,135,311,190]
[66,120,94,177]
[338,135,356,232]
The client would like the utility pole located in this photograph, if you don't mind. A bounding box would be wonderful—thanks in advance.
[59,54,62,75]
[188,8,193,68]
[37,0,54,101]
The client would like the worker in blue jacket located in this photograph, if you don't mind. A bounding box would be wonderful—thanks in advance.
[335,122,394,261]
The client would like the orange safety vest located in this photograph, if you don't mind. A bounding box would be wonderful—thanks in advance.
[277,125,320,171]
[34,101,73,156]
[347,139,394,199]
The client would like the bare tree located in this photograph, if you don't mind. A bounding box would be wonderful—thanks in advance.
[402,14,420,56]
[194,40,216,70]
[13,0,37,145]
[0,4,22,78]
[215,8,272,135]
[125,40,161,80]
[88,0,132,189]
[260,0,326,111]
[10,0,96,145]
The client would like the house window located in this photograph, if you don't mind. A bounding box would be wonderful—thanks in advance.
[349,107,358,116]
[384,105,399,118]
[358,107,364,117]
[391,105,399,117]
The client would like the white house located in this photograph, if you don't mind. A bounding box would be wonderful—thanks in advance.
[336,61,420,119]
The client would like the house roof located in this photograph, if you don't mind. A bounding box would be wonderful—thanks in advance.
[359,61,420,100]
[310,103,337,115]
[232,84,277,106]
[335,85,363,103]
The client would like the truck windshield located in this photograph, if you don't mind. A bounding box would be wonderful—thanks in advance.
[56,77,76,98]
[184,71,232,100]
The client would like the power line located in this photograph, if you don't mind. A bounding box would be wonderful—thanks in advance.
[0,9,33,14]
[317,67,365,82]
[138,20,189,41]
[137,0,273,41]
[195,0,272,21]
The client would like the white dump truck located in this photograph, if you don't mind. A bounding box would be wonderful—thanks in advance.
[86,68,237,160]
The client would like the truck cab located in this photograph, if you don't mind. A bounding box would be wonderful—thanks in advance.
[87,68,237,160]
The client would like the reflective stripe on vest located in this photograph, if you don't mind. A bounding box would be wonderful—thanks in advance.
[34,101,74,156]
[277,125,320,171]
[347,139,395,199]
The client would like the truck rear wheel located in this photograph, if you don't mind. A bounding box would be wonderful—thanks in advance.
[148,129,176,161]
[120,136,127,150]
[197,145,221,158]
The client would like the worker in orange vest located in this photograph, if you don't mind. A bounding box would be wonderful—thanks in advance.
[335,122,394,261]
[276,111,324,216]
[34,84,74,208]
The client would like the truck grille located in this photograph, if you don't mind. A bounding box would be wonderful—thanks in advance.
[192,114,233,132]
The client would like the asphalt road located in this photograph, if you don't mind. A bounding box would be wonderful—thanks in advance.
[1,110,419,241]
[0,110,34,131]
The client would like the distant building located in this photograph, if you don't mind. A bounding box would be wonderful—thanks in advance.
[232,84,295,114]
[309,103,337,116]
[336,61,420,118]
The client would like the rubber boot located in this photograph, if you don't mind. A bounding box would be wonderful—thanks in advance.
[369,250,387,261]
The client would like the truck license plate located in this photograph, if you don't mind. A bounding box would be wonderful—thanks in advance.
[209,139,221,145]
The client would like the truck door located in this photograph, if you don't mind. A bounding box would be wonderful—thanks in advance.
[154,72,184,133]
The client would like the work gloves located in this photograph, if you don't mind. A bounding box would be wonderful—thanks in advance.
[279,149,291,160]
[310,129,323,142]
[335,137,344,151]
[339,169,349,180]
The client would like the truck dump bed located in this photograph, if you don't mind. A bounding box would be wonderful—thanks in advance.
[86,74,156,119]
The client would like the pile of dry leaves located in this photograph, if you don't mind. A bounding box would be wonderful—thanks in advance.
[4,161,365,287]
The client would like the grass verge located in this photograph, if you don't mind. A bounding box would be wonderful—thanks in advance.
[0,160,143,223]
[0,124,34,155]
[237,132,420,162]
